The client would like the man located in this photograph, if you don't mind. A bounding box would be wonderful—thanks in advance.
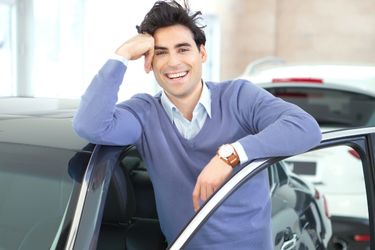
[73,1,321,249]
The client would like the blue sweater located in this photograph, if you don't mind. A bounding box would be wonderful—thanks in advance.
[73,60,322,249]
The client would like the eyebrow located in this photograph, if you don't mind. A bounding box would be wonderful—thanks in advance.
[154,42,192,50]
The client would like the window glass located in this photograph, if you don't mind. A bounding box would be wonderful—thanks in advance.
[286,145,368,218]
[0,3,13,96]
[26,1,219,99]
[286,145,370,249]
[267,87,375,127]
[32,0,84,98]
[0,142,90,249]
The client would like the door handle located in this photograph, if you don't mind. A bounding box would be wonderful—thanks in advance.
[281,234,298,250]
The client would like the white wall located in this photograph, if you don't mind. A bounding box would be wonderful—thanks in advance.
[1,0,220,100]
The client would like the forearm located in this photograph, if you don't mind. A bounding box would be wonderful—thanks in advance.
[231,80,322,163]
[238,111,321,162]
[73,59,141,145]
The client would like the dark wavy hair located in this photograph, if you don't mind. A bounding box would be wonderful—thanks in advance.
[136,0,206,48]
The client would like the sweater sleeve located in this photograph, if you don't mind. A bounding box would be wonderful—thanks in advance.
[72,59,142,145]
[234,80,322,162]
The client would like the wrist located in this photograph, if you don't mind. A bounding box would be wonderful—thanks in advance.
[115,46,132,60]
[231,142,248,164]
[110,54,129,66]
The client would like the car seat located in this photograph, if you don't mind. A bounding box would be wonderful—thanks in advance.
[97,149,166,250]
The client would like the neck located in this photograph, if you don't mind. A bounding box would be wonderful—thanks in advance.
[166,81,203,121]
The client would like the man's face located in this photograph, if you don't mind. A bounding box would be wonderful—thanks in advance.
[152,24,207,102]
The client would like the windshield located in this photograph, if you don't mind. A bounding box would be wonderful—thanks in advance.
[266,87,375,128]
[0,142,91,249]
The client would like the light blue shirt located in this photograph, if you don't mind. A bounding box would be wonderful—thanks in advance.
[160,83,211,140]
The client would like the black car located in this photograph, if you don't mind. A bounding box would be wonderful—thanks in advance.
[1,97,361,250]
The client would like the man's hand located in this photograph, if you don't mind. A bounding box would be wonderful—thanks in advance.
[115,33,155,73]
[192,155,233,212]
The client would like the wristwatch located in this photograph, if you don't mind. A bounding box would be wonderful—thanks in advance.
[217,144,240,168]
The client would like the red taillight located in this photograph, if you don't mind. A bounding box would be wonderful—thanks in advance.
[272,78,323,84]
[348,149,361,159]
[354,234,370,242]
[275,93,307,98]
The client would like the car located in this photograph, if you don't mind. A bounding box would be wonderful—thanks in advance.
[239,59,375,249]
[0,96,335,249]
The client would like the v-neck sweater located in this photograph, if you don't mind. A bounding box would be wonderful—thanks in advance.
[73,60,321,249]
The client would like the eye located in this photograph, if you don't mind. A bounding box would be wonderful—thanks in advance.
[155,50,167,56]
[178,47,190,53]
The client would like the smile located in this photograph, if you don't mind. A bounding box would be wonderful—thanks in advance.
[166,71,188,79]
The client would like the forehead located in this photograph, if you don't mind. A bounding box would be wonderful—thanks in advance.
[153,24,195,46]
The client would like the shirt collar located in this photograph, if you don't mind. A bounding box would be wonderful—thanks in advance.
[160,81,212,122]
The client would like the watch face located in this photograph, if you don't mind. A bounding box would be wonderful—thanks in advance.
[219,144,234,158]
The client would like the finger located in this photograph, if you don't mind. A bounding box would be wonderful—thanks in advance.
[144,48,154,73]
[201,184,207,202]
[192,183,201,212]
[205,185,215,200]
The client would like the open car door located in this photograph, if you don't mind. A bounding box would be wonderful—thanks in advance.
[170,127,375,250]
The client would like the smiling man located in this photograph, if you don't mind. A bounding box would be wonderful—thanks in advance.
[73,1,321,249]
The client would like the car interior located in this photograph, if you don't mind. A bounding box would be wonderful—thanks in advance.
[97,146,167,250]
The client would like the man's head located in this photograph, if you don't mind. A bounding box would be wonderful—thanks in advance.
[136,1,208,104]
[136,0,206,49]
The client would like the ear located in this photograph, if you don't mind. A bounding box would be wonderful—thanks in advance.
[199,44,207,63]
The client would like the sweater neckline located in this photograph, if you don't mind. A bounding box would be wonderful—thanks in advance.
[158,82,217,144]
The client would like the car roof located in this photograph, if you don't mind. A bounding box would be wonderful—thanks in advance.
[239,62,375,95]
[0,97,89,151]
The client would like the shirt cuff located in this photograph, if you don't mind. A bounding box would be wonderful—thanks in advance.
[110,54,128,66]
[232,142,248,164]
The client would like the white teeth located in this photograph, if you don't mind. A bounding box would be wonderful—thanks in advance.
[167,71,187,79]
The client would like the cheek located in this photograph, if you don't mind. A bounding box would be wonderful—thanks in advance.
[192,59,202,73]
[152,57,165,70]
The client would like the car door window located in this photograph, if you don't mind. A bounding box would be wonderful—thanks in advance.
[0,142,91,250]
[286,145,370,250]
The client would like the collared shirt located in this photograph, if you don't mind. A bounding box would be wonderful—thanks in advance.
[160,82,211,140]
[112,55,248,163]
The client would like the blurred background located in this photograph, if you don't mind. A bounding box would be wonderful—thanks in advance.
[1,0,374,99]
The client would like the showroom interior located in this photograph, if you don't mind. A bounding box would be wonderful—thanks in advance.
[1,0,374,99]
[1,0,375,249]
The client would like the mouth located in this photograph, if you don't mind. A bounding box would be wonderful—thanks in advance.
[165,71,189,80]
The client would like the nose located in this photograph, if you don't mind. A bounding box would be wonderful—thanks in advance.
[167,53,181,68]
